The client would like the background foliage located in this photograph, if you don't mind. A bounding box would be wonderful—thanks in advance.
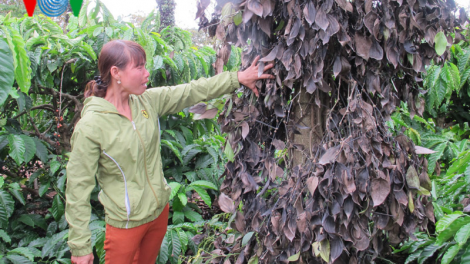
[0,0,241,263]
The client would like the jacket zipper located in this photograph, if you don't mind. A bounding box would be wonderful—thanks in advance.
[100,110,161,214]
[131,121,160,208]
[103,150,131,229]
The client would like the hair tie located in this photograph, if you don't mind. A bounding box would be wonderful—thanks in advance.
[94,76,103,85]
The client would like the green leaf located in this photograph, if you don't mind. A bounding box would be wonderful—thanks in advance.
[0,135,8,151]
[41,230,68,258]
[190,180,218,190]
[170,229,181,258]
[25,214,47,229]
[434,75,447,108]
[28,237,48,248]
[182,148,202,165]
[288,251,300,262]
[0,189,14,225]
[51,195,65,222]
[18,214,35,228]
[320,239,330,263]
[224,141,235,162]
[457,49,470,73]
[392,115,409,128]
[177,228,189,251]
[8,248,34,262]
[161,140,183,163]
[28,170,43,185]
[20,135,36,164]
[461,68,470,89]
[234,12,243,26]
[437,217,470,245]
[448,63,460,91]
[9,185,25,205]
[405,250,422,264]
[221,3,237,26]
[0,229,11,243]
[191,186,211,207]
[184,171,197,182]
[172,211,184,225]
[455,223,470,247]
[428,142,447,174]
[206,146,219,163]
[435,32,448,56]
[49,160,61,175]
[57,173,66,193]
[156,234,170,264]
[5,254,33,264]
[38,181,50,197]
[242,231,254,246]
[247,256,259,264]
[8,134,25,165]
[441,244,461,264]
[32,138,48,163]
[3,26,31,94]
[436,212,463,232]
[177,192,187,207]
[153,55,164,70]
[182,208,203,222]
[447,151,470,176]
[0,37,15,106]
[417,244,443,264]
[81,42,97,60]
[461,244,470,263]
[168,182,181,200]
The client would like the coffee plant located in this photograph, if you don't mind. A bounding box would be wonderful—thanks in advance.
[0,0,241,263]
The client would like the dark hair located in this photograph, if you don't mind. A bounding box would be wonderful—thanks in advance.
[84,40,147,98]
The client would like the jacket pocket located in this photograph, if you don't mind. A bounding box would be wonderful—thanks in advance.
[126,181,145,217]
[103,150,131,228]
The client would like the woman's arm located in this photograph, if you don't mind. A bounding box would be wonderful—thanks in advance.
[143,56,274,116]
[65,121,100,260]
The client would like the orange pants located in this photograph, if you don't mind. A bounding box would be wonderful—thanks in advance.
[104,204,169,264]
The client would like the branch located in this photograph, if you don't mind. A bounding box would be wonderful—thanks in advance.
[29,116,56,147]
[37,85,83,108]
[21,186,53,200]
[0,169,19,179]
[13,104,54,119]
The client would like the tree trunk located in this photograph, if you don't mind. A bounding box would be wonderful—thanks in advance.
[291,88,327,167]
[156,0,176,29]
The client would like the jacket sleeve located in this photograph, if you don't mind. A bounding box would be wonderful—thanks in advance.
[142,71,240,116]
[65,121,100,257]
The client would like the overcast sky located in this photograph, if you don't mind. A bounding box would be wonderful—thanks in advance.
[98,0,203,29]
[99,0,469,29]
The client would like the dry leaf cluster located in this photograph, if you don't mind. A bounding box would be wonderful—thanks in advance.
[196,0,467,263]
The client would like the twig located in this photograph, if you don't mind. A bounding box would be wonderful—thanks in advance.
[37,85,82,107]
[29,117,56,147]
[21,186,53,200]
[13,104,55,119]
[0,169,19,178]
[255,120,277,129]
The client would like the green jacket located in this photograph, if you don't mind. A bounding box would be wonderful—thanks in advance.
[65,72,239,257]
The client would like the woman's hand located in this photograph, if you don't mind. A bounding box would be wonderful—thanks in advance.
[71,253,94,264]
[237,56,275,97]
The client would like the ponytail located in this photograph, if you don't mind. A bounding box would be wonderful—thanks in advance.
[84,76,108,98]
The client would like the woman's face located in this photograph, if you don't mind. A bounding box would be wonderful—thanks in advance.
[118,60,150,95]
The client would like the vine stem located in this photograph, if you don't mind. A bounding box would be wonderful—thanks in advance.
[58,59,77,126]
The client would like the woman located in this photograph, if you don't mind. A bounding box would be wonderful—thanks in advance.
[65,40,274,264]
